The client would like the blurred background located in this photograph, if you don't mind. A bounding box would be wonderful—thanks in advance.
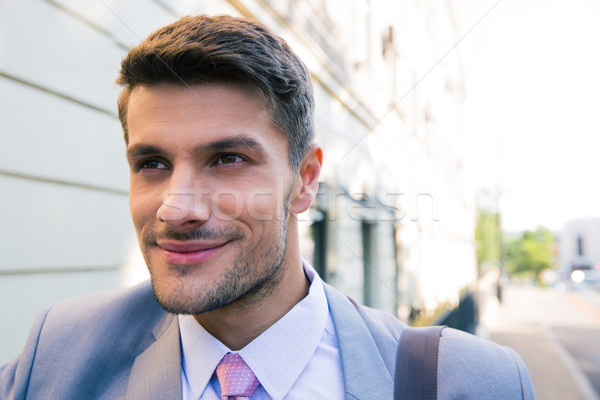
[1,0,599,398]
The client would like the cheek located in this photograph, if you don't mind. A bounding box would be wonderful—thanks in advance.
[248,185,289,222]
[211,176,289,222]
[211,190,280,221]
[129,190,159,230]
[211,191,244,221]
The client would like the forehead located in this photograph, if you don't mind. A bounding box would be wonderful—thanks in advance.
[127,82,267,124]
[125,82,285,149]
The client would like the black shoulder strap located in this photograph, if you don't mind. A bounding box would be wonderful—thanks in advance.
[394,325,446,400]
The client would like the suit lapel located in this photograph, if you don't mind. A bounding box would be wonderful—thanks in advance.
[324,284,394,400]
[126,314,182,400]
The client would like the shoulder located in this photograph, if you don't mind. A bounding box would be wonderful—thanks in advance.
[32,280,167,344]
[322,284,533,399]
[438,327,534,399]
[350,297,406,342]
[45,280,162,327]
[323,283,406,372]
[34,280,169,362]
[2,281,172,399]
[323,282,406,338]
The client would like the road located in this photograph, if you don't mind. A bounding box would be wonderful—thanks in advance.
[481,283,600,400]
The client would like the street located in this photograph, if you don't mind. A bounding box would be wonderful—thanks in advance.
[483,284,600,400]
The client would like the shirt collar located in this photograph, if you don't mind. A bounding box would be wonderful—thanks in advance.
[179,314,228,399]
[178,261,329,400]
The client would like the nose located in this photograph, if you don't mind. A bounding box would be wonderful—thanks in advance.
[156,167,210,231]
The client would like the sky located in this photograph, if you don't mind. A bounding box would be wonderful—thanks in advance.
[460,0,600,232]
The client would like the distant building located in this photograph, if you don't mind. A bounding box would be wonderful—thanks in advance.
[559,219,600,275]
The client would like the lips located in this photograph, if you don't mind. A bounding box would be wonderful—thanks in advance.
[156,239,228,265]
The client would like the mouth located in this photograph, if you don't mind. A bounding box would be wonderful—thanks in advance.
[156,239,229,265]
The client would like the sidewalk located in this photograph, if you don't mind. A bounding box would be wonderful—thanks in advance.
[481,284,600,400]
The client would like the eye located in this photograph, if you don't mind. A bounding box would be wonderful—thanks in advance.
[216,154,245,165]
[137,159,169,171]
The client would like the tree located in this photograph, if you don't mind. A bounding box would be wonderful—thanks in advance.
[475,208,501,268]
[504,227,556,281]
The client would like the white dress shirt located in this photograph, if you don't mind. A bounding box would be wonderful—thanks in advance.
[179,261,345,399]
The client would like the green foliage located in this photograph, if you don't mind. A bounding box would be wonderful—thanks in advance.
[504,227,556,280]
[475,209,501,267]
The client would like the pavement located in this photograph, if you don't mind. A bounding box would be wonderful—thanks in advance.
[480,283,600,400]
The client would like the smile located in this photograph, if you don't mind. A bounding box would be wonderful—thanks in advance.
[156,239,229,265]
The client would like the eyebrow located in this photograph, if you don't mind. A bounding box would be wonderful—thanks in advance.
[194,137,265,155]
[126,136,267,161]
[126,144,163,162]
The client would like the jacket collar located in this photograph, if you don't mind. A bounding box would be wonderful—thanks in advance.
[126,313,182,400]
[324,284,395,399]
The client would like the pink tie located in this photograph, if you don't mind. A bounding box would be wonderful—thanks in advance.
[216,353,260,400]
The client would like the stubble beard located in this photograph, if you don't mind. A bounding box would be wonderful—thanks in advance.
[143,219,289,315]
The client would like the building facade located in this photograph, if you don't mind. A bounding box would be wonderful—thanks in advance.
[559,219,600,276]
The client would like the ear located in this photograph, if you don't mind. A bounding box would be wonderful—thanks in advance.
[289,144,323,215]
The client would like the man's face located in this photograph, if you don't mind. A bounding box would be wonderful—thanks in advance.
[126,82,298,314]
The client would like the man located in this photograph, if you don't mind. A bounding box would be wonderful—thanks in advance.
[0,15,534,399]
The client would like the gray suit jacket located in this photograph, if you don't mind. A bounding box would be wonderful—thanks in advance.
[0,281,534,399]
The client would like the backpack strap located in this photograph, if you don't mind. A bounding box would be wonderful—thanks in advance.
[394,325,446,400]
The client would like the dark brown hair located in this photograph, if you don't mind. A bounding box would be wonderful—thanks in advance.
[116,14,314,170]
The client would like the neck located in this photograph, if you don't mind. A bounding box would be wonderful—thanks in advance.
[193,237,309,350]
